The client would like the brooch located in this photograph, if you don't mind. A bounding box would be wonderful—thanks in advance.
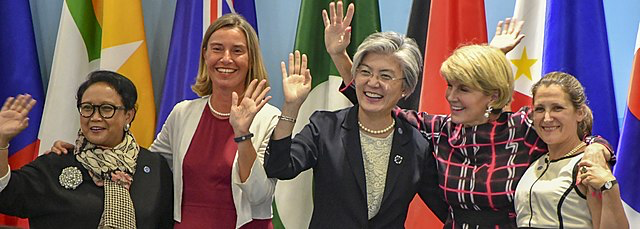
[59,166,83,190]
[394,155,403,165]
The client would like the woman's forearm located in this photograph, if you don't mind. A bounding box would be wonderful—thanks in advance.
[271,104,302,140]
[0,139,9,177]
[330,51,354,83]
[599,186,629,229]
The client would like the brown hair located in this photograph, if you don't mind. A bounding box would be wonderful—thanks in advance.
[191,13,269,96]
[532,71,593,139]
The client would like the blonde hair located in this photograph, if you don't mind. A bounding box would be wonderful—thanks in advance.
[191,13,269,96]
[440,44,514,109]
[532,71,593,139]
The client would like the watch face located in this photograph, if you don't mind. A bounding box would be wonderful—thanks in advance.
[605,181,613,189]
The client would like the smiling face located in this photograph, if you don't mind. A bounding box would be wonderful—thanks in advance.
[203,27,250,93]
[354,52,406,116]
[532,84,585,145]
[79,82,134,148]
[445,79,494,126]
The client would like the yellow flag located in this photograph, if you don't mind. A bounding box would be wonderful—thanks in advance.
[100,0,156,147]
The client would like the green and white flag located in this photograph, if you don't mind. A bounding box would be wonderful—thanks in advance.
[273,0,380,228]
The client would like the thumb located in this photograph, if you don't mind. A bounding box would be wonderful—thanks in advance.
[231,92,239,107]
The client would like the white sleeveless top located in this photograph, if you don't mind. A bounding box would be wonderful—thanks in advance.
[515,153,592,228]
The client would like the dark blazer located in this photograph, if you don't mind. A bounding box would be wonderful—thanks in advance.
[265,106,448,228]
[0,148,173,229]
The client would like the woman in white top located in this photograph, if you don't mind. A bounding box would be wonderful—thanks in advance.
[514,72,628,228]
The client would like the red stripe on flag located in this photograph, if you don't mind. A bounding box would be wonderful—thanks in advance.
[8,140,40,170]
[419,0,487,114]
[629,49,640,118]
[511,91,532,112]
[210,0,218,23]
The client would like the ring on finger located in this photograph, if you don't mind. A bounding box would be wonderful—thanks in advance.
[580,166,588,174]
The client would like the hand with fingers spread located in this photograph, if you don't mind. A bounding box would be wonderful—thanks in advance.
[281,50,312,107]
[323,1,354,56]
[229,79,272,136]
[489,18,525,54]
[0,94,37,146]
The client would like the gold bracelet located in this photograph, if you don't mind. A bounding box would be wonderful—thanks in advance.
[0,143,9,151]
[278,115,296,123]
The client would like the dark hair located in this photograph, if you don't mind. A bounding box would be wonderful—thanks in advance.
[76,70,138,111]
[531,71,593,139]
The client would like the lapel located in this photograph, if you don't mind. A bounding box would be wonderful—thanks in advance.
[341,105,367,198]
[379,111,412,210]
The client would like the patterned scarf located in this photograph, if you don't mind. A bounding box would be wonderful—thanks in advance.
[74,130,138,229]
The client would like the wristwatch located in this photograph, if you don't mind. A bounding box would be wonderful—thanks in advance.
[600,179,618,191]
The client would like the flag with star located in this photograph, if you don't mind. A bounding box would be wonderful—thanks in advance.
[39,0,156,153]
[506,0,545,111]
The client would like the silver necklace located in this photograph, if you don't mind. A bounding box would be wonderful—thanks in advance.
[358,119,395,135]
[207,98,230,117]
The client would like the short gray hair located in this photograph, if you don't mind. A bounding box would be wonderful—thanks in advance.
[351,31,422,96]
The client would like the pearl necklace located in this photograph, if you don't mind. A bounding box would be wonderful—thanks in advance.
[358,119,395,135]
[207,98,230,117]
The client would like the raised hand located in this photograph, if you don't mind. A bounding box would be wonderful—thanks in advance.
[229,79,272,136]
[281,50,312,107]
[0,94,36,145]
[323,1,354,56]
[489,18,525,54]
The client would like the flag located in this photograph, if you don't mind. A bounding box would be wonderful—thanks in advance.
[270,1,378,228]
[157,0,259,133]
[506,0,546,111]
[419,0,487,114]
[613,22,640,227]
[39,0,156,153]
[0,1,44,226]
[401,0,431,111]
[541,0,619,149]
[410,0,487,228]
[100,0,156,147]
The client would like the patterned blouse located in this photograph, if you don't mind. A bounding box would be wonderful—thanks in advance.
[397,108,547,228]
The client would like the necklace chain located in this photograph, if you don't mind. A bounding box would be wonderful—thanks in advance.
[550,141,586,161]
[207,98,230,117]
[358,119,395,135]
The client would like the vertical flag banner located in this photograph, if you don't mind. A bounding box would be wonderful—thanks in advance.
[39,0,156,153]
[274,0,378,228]
[157,0,259,133]
[418,0,487,114]
[100,0,156,147]
[614,23,640,227]
[0,1,45,226]
[401,0,431,111]
[506,0,546,111]
[541,0,619,149]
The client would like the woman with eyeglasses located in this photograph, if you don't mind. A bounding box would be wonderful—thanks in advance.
[0,70,173,228]
[247,33,448,228]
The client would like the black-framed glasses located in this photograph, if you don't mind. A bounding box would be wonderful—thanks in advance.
[77,103,126,119]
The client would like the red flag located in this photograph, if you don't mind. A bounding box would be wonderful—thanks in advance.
[408,1,487,228]
[418,0,487,114]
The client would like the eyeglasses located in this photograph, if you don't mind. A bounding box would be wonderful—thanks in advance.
[77,103,126,119]
[355,68,405,83]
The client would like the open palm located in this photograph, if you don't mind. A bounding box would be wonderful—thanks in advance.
[323,1,354,56]
[0,94,36,143]
[489,18,525,54]
[229,79,272,135]
[281,51,312,106]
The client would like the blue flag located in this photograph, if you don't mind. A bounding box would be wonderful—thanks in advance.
[541,0,620,149]
[0,0,45,167]
[156,0,259,133]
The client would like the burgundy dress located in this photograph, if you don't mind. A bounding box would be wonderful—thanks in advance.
[175,107,272,229]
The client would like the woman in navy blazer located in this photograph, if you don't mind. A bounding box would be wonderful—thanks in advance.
[238,32,448,228]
